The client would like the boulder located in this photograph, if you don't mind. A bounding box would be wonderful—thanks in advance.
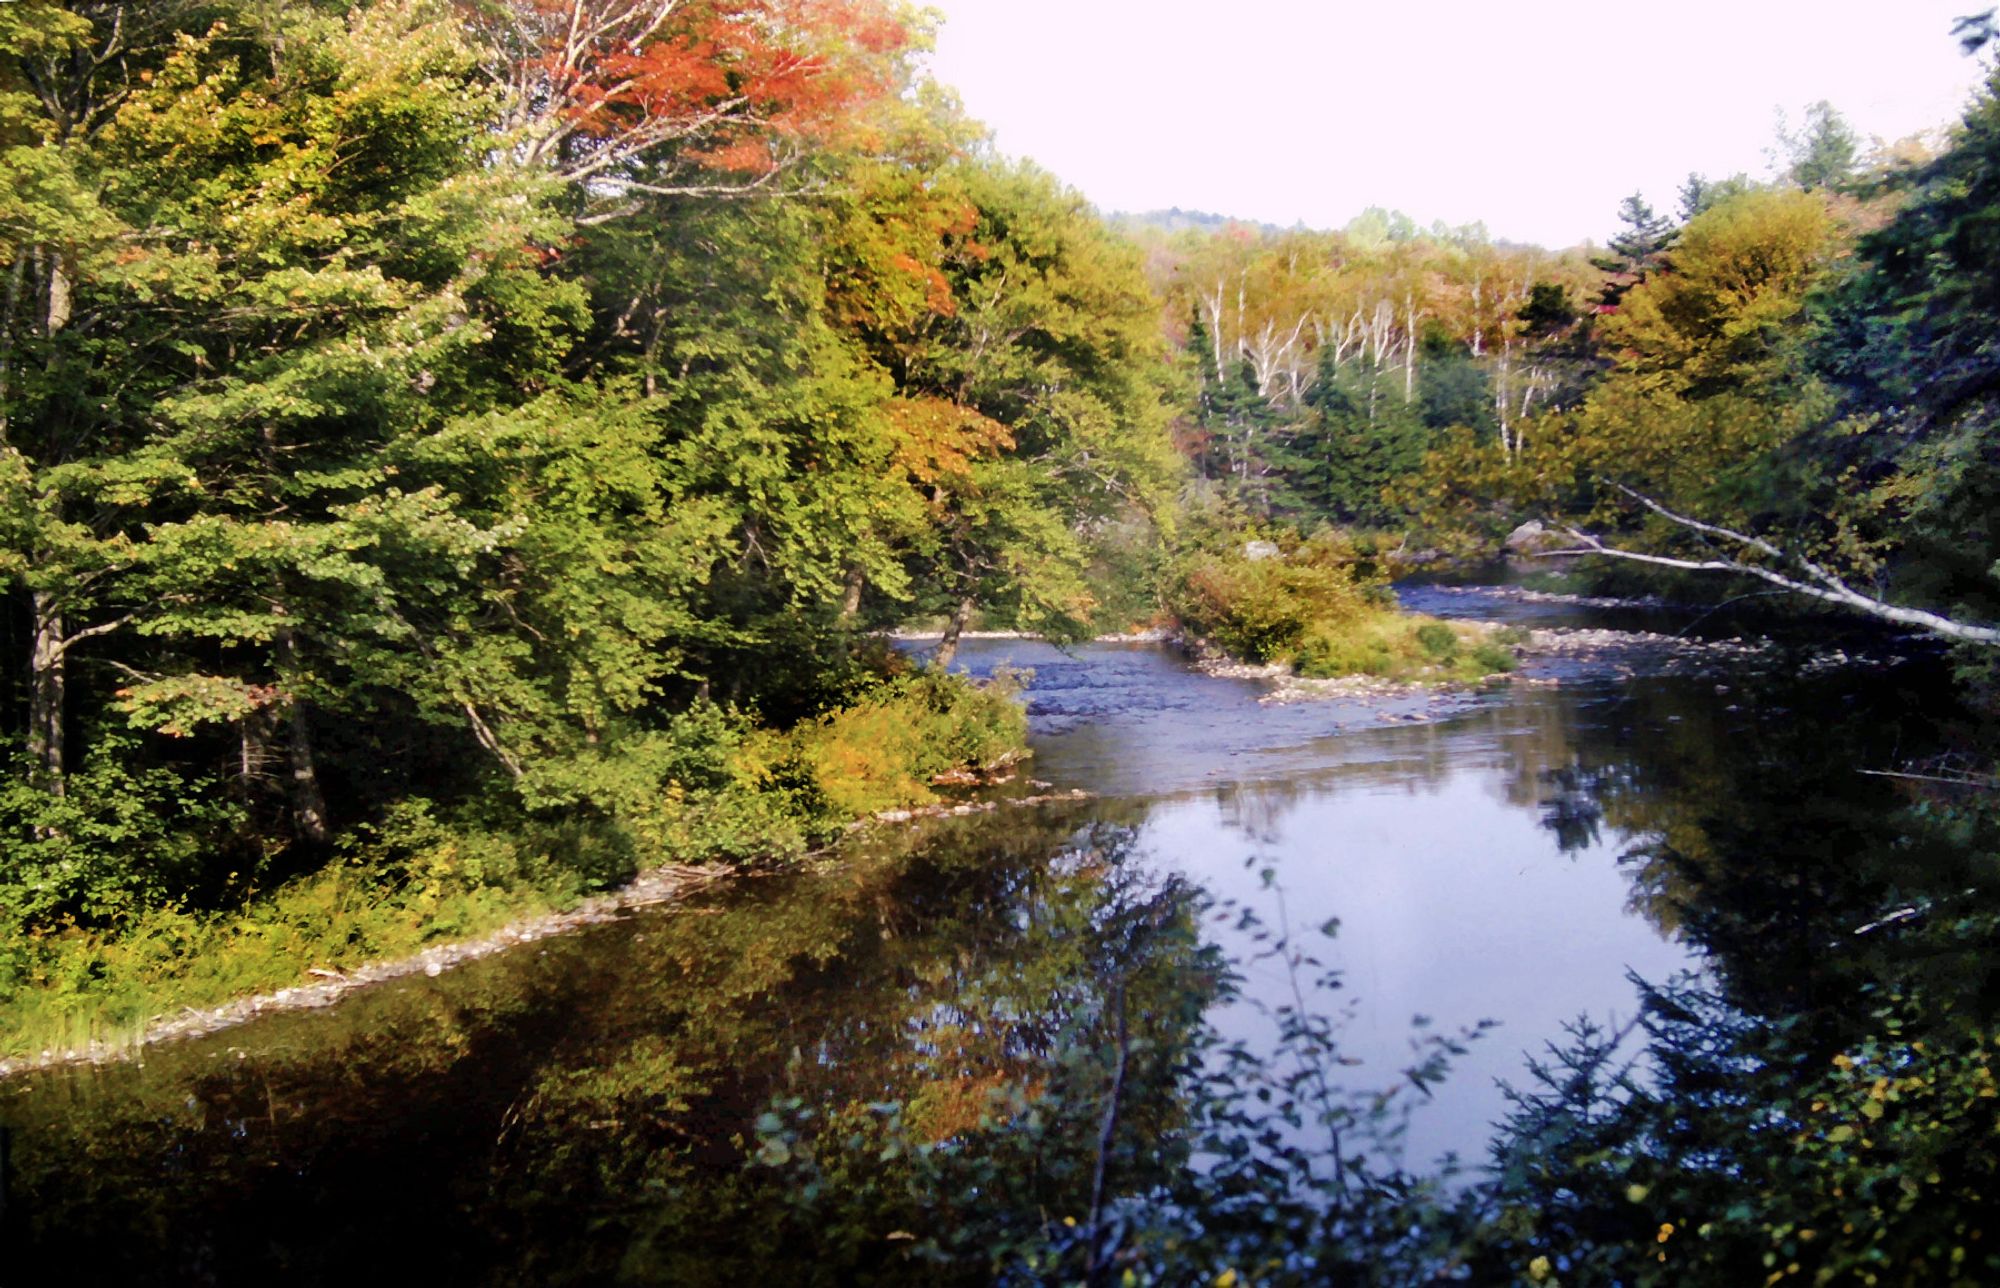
[1243,539,1282,561]
[1504,520,1566,554]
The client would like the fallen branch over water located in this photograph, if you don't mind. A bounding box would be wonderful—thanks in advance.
[1546,484,2000,646]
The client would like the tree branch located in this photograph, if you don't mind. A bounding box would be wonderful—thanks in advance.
[1542,483,2000,645]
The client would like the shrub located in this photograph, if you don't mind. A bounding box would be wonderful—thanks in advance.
[1168,535,1377,661]
[1415,622,1460,660]
[1293,615,1519,683]
[0,733,246,934]
[1469,641,1519,675]
[765,670,1027,825]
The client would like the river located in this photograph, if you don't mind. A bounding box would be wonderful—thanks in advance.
[0,582,1964,1285]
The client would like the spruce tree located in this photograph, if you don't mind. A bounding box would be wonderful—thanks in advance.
[1592,192,1676,310]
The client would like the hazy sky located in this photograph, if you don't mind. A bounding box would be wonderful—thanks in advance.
[921,0,1992,247]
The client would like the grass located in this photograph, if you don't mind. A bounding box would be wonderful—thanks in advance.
[1291,611,1519,682]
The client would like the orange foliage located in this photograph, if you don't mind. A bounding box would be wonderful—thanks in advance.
[488,0,910,183]
[883,396,1014,487]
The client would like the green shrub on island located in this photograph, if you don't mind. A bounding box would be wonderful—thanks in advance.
[1167,529,1383,661]
[1168,529,1517,682]
[1293,615,1517,682]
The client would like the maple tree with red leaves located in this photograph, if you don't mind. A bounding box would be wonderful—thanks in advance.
[464,0,910,207]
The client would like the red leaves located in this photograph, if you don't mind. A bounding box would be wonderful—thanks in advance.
[889,251,953,314]
[486,0,910,186]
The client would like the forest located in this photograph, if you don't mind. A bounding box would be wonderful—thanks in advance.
[6,1,2000,1284]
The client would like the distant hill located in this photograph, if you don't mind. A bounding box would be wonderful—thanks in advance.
[1108,207,1293,235]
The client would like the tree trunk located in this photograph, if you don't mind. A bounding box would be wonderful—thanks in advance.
[27,589,65,796]
[275,629,330,844]
[933,594,977,671]
[839,567,865,620]
[286,704,331,845]
[1404,291,1417,402]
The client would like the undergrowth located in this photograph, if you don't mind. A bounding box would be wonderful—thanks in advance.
[0,668,1026,1061]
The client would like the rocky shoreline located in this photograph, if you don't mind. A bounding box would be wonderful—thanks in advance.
[1182,621,1874,707]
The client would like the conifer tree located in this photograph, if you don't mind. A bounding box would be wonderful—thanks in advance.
[1592,192,1676,310]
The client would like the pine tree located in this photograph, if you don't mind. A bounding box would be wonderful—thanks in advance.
[1280,347,1428,525]
[1592,192,1676,311]
[1783,101,1861,192]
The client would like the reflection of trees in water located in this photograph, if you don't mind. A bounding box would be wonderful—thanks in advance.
[10,668,1989,1284]
[0,805,1219,1287]
[1195,665,1980,974]
[1547,665,1975,985]
[1196,686,1617,862]
[1469,662,2000,1286]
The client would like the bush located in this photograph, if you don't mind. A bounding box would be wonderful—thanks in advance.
[0,733,246,934]
[1468,641,1519,675]
[1294,614,1518,682]
[0,672,1031,1059]
[758,669,1027,825]
[1167,531,1378,661]
[1415,622,1460,660]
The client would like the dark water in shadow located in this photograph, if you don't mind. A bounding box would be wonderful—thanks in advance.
[0,591,1962,1284]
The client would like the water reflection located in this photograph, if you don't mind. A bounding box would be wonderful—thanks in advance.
[2,632,1971,1281]
[0,807,1215,1285]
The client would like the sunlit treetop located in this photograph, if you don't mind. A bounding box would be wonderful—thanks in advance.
[464,0,915,202]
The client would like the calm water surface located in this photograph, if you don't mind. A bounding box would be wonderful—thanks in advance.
[0,588,1947,1283]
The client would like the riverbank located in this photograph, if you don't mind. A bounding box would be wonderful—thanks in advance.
[0,777,1095,1082]
[0,670,1032,1072]
[0,604,1888,1079]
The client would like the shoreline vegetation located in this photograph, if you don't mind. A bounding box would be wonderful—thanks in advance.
[0,667,1031,1065]
[0,775,1096,1081]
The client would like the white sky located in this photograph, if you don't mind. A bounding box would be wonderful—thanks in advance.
[921,0,1993,248]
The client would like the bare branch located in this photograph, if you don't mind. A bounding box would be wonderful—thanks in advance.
[1543,492,2000,645]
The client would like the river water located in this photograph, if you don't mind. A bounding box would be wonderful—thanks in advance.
[0,585,1960,1284]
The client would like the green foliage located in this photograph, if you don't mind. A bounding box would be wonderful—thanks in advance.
[1782,100,1862,192]
[0,0,1112,1035]
[0,667,1025,1057]
[1293,614,1516,682]
[757,669,1028,824]
[1168,532,1378,662]
[1163,527,1514,682]
[1593,191,1677,310]
[1279,348,1434,524]
[0,799,590,1055]
[1414,621,1459,658]
[0,733,244,929]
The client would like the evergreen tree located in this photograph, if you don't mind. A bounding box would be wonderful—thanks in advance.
[1783,100,1861,192]
[1416,330,1497,439]
[1281,347,1428,525]
[1592,192,1676,311]
[1678,170,1756,221]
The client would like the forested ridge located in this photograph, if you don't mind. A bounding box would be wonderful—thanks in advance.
[5,0,2000,1141]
